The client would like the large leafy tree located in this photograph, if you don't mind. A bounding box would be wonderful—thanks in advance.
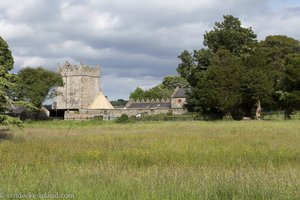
[129,87,145,100]
[161,75,189,91]
[178,15,274,118]
[239,49,273,116]
[259,35,300,87]
[259,35,300,117]
[177,15,258,83]
[18,67,63,107]
[277,54,300,119]
[260,35,300,74]
[0,36,23,125]
[203,15,257,56]
[188,49,243,117]
[177,49,212,87]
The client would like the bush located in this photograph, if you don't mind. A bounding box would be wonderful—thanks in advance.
[116,114,130,123]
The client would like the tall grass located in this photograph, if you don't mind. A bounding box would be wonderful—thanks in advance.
[0,121,299,199]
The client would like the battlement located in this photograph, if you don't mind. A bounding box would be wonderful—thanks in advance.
[128,98,170,103]
[125,98,171,109]
[56,61,102,109]
[57,61,100,77]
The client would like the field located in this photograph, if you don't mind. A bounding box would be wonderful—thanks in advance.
[0,120,300,199]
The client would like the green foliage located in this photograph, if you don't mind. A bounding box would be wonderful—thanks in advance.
[239,49,274,115]
[178,15,289,119]
[260,35,300,75]
[177,50,195,81]
[129,85,172,101]
[0,36,14,113]
[276,53,300,118]
[110,99,128,108]
[0,114,23,127]
[282,53,300,91]
[259,35,300,93]
[129,87,145,100]
[187,50,243,116]
[144,84,172,100]
[161,75,189,91]
[18,67,63,107]
[0,36,14,73]
[203,15,257,55]
[116,114,130,123]
[0,36,31,126]
[177,49,212,86]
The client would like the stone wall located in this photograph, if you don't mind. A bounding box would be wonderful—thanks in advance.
[171,97,187,109]
[64,108,187,120]
[55,61,100,109]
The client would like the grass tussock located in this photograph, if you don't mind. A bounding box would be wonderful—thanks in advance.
[0,120,300,199]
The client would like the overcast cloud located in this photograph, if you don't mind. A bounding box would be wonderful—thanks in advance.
[0,0,300,100]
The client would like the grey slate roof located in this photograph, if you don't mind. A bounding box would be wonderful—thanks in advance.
[171,88,188,98]
[126,102,171,109]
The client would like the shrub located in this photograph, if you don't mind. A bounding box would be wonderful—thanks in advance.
[116,114,130,123]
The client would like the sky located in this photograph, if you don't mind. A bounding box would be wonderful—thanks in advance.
[1,0,300,100]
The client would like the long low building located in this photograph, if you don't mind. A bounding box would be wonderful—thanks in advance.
[50,61,188,120]
[64,88,189,120]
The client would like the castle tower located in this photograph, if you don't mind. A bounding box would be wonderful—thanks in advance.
[55,61,113,109]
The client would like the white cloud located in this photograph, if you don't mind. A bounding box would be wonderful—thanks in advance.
[0,0,300,99]
[0,20,33,39]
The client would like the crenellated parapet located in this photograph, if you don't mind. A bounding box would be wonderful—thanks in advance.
[125,98,171,108]
[57,61,100,77]
[55,61,102,109]
[128,98,170,104]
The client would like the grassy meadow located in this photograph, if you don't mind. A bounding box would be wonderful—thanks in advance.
[0,120,300,199]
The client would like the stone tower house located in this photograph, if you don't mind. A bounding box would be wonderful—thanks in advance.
[55,61,112,109]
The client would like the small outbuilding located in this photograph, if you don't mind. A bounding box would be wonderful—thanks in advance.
[171,87,188,109]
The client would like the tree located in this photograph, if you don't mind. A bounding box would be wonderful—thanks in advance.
[177,50,195,81]
[239,49,274,117]
[129,87,145,100]
[277,53,300,119]
[110,99,128,108]
[129,84,172,101]
[161,75,189,91]
[177,49,212,87]
[0,36,23,126]
[259,35,300,85]
[144,84,172,100]
[203,15,257,56]
[178,15,275,119]
[187,49,243,117]
[18,67,63,107]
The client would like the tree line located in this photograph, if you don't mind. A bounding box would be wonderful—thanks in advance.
[130,15,300,119]
[129,75,188,100]
[177,15,300,119]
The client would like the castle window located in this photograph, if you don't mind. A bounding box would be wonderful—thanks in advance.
[178,99,182,103]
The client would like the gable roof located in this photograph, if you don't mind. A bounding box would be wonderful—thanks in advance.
[88,91,114,109]
[171,87,188,98]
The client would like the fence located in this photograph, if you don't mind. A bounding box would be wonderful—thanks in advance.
[139,115,198,121]
[261,111,300,120]
[49,111,300,121]
[139,111,300,122]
